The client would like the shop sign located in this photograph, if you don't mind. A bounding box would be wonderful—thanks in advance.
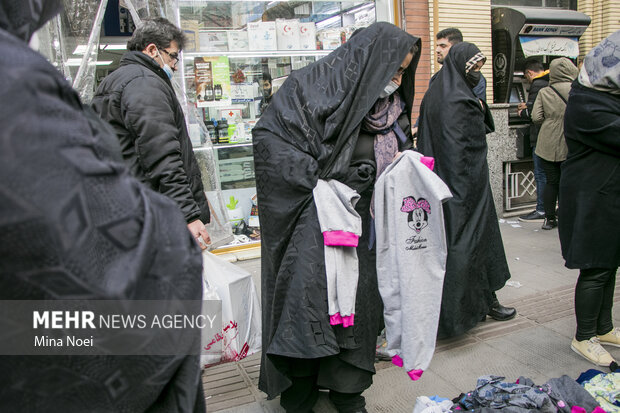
[519,24,586,37]
[519,36,579,58]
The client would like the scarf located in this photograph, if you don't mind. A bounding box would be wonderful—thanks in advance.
[578,29,620,95]
[363,92,406,180]
[364,92,407,219]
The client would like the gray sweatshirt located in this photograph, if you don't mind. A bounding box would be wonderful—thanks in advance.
[313,179,362,327]
[374,151,452,380]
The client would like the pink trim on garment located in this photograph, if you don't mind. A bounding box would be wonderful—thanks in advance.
[342,314,355,327]
[323,231,359,247]
[421,156,435,171]
[329,313,355,327]
[407,369,424,381]
[392,355,404,367]
[329,313,343,325]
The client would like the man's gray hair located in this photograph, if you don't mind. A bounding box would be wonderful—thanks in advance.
[127,17,185,52]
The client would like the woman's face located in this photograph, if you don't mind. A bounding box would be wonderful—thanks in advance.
[471,60,484,72]
[391,51,415,86]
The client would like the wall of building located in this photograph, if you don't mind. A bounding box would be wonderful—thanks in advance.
[578,0,620,59]
[403,0,494,118]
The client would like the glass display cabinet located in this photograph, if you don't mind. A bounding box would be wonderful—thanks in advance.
[178,0,380,246]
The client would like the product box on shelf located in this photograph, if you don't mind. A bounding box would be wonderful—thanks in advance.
[181,19,200,52]
[317,28,342,50]
[227,30,249,52]
[247,21,277,51]
[199,31,229,52]
[275,19,300,50]
[299,22,317,50]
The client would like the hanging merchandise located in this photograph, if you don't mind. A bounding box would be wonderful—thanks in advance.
[201,251,261,367]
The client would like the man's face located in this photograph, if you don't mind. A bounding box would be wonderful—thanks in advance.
[262,80,272,97]
[523,70,535,83]
[145,40,180,72]
[436,37,453,64]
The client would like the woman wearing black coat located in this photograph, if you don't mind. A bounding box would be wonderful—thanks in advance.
[560,30,620,367]
[253,23,420,413]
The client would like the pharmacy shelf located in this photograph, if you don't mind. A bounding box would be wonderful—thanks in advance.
[183,50,332,59]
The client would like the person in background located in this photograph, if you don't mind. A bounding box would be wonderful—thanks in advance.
[253,23,420,413]
[412,28,486,137]
[91,18,211,249]
[517,59,550,223]
[531,57,578,230]
[417,42,517,338]
[0,0,205,411]
[434,28,486,100]
[258,72,274,116]
[559,30,620,367]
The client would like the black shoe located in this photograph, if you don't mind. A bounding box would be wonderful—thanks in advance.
[518,210,545,222]
[488,304,517,321]
[541,217,557,230]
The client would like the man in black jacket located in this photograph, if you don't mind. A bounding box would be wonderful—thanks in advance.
[92,18,211,248]
[517,59,549,222]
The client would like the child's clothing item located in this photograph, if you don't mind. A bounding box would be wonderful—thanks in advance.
[374,150,452,380]
[313,179,362,327]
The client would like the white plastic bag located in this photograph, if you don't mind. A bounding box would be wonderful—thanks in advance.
[200,251,261,368]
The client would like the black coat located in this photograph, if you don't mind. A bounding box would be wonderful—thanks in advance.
[417,42,511,339]
[519,73,549,147]
[92,52,210,224]
[252,22,420,398]
[559,82,620,270]
[0,1,205,411]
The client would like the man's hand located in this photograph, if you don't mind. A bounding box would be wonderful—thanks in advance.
[187,219,211,250]
[517,102,527,111]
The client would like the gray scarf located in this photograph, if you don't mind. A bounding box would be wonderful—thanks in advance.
[578,29,620,95]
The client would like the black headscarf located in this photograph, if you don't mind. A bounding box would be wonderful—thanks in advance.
[417,41,510,339]
[253,22,420,398]
[0,0,62,41]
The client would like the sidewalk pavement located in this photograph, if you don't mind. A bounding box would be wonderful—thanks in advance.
[204,219,620,412]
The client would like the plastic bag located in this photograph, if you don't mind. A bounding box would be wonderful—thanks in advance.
[200,251,261,368]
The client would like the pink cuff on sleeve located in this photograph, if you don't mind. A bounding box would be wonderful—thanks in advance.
[392,355,403,367]
[329,313,343,325]
[407,369,424,381]
[342,314,355,327]
[421,156,435,171]
[330,313,355,327]
[323,231,359,247]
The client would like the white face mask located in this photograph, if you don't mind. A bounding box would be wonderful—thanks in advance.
[156,49,174,80]
[28,31,40,51]
[379,80,399,98]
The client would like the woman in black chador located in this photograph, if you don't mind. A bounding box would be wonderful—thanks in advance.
[417,42,514,339]
[252,23,420,412]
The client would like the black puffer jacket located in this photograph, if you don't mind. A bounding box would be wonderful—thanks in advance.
[92,51,210,224]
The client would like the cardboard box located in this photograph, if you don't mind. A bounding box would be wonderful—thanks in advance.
[248,21,277,51]
[227,30,249,52]
[276,19,300,50]
[318,28,342,50]
[199,31,229,52]
[299,22,317,50]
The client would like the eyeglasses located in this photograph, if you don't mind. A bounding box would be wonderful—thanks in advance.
[158,48,179,65]
[393,66,406,79]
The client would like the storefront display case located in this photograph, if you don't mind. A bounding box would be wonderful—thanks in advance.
[178,0,379,248]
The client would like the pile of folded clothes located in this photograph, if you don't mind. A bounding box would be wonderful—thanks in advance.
[413,374,612,413]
